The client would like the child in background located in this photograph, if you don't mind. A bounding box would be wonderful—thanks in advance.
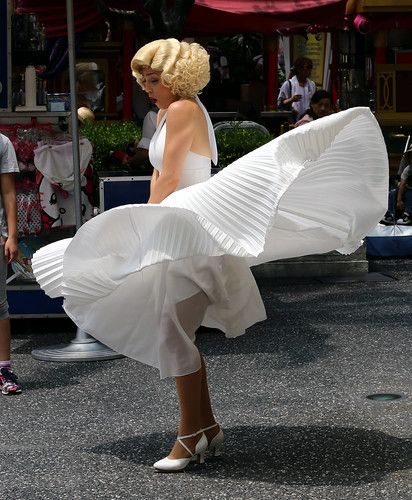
[0,133,21,395]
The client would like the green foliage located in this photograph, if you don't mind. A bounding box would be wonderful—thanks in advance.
[216,125,272,169]
[79,119,271,172]
[80,121,141,171]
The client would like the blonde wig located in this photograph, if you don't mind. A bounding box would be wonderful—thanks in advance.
[131,38,210,99]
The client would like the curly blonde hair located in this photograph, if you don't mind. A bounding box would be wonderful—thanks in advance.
[131,38,210,99]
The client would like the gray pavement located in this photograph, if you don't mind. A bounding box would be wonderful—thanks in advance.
[1,270,411,500]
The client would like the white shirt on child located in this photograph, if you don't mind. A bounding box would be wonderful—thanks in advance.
[0,134,19,236]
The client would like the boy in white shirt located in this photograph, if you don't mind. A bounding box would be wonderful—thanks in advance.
[0,133,21,395]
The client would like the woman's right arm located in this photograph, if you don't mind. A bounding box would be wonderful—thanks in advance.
[148,100,196,204]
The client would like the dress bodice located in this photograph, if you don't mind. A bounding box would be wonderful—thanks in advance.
[149,96,218,190]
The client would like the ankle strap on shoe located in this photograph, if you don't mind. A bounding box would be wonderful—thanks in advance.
[177,429,203,440]
[201,422,219,432]
[177,429,203,458]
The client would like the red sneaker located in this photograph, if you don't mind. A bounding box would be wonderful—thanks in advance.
[0,367,22,395]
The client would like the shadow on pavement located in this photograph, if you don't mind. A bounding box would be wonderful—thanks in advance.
[197,324,333,368]
[21,360,113,391]
[90,425,412,485]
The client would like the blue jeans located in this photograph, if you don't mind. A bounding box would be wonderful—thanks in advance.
[388,188,412,215]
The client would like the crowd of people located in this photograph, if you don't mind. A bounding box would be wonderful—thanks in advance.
[277,56,334,127]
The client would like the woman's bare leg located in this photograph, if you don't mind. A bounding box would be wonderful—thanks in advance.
[168,291,210,459]
[168,366,203,459]
[199,354,214,426]
[169,354,219,458]
[199,354,220,442]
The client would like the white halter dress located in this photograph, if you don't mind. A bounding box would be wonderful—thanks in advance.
[32,105,388,378]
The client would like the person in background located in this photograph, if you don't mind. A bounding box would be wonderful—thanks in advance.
[0,133,21,395]
[247,55,266,118]
[77,106,95,126]
[395,163,412,225]
[382,146,412,225]
[277,57,316,121]
[124,108,158,171]
[132,79,153,122]
[76,62,105,112]
[294,90,333,127]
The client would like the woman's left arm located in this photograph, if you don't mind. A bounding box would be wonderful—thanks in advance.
[1,173,18,263]
[148,100,196,204]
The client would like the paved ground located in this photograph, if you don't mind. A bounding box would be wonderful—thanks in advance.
[1,270,411,500]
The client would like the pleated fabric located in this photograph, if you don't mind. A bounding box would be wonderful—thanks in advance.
[32,107,388,377]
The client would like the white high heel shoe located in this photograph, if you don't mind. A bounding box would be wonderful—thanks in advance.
[153,430,208,472]
[202,422,224,457]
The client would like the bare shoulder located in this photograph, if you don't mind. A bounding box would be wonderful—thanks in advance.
[169,98,198,113]
[167,99,199,122]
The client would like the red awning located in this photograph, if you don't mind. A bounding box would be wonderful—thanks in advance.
[16,0,347,38]
[187,0,347,34]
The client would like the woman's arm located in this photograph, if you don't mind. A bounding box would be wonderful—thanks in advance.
[148,100,196,204]
[0,173,18,263]
[150,168,159,193]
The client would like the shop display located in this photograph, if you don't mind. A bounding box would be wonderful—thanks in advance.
[0,116,93,316]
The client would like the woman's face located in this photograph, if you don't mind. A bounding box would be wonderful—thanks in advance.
[141,67,178,109]
[311,98,332,118]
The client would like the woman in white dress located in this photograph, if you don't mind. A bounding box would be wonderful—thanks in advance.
[32,40,389,473]
[130,39,245,471]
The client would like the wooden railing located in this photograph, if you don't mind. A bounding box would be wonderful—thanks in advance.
[376,64,412,125]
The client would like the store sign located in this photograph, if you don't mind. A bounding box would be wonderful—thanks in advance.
[293,34,327,88]
[0,0,11,110]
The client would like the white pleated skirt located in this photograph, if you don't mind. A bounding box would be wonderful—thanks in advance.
[32,107,388,378]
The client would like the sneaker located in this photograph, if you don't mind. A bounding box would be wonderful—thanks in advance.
[380,213,395,225]
[0,367,22,395]
[396,212,412,225]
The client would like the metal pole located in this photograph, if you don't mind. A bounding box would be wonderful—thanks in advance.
[66,0,82,230]
[31,0,123,362]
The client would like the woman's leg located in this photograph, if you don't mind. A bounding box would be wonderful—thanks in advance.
[168,366,203,459]
[167,291,211,459]
[169,354,219,459]
[199,354,221,443]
